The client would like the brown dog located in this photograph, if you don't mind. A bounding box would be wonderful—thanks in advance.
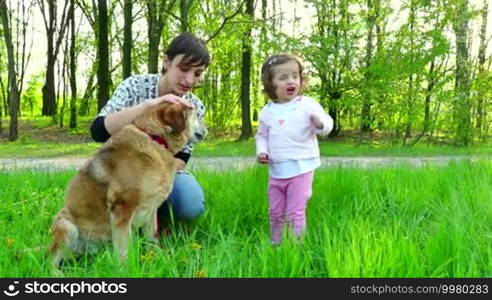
[49,102,207,271]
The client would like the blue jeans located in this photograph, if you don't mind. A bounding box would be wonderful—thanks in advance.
[157,171,205,223]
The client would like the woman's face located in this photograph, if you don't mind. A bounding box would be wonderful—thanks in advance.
[162,54,206,96]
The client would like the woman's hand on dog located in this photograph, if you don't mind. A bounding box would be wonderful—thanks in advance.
[148,94,194,109]
[257,153,269,164]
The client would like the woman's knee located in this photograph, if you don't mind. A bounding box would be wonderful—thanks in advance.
[175,199,205,220]
[169,172,205,220]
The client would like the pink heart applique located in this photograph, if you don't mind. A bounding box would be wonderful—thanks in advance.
[278,119,285,125]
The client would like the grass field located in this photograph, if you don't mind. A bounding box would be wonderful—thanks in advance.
[1,116,491,158]
[0,160,490,277]
[1,138,491,159]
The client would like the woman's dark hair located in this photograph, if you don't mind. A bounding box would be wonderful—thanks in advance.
[260,54,307,100]
[161,32,210,74]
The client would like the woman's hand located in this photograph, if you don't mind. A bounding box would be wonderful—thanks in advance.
[257,153,269,164]
[147,94,194,109]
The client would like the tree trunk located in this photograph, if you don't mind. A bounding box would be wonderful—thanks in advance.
[238,0,253,140]
[79,62,97,116]
[453,0,472,145]
[69,0,77,128]
[179,0,192,32]
[260,0,267,58]
[0,73,7,117]
[0,72,4,134]
[403,2,416,145]
[42,34,57,116]
[424,59,436,133]
[360,0,375,132]
[146,0,158,73]
[39,0,70,116]
[1,0,20,141]
[13,0,33,105]
[122,0,132,79]
[327,88,342,138]
[475,0,488,137]
[60,42,68,128]
[146,0,174,74]
[97,0,110,112]
[404,74,414,145]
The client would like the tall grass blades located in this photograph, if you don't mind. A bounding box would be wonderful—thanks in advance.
[0,160,490,277]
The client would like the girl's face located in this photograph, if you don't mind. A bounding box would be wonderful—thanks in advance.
[271,60,301,102]
[162,54,206,96]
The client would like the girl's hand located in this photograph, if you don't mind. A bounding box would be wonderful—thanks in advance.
[257,153,269,164]
[147,94,194,109]
[310,114,324,130]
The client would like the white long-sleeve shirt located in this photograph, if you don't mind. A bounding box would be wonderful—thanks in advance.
[255,96,333,178]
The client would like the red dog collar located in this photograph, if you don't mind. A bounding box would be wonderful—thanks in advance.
[136,126,169,149]
[148,133,169,149]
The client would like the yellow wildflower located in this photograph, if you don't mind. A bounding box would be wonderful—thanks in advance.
[140,250,156,262]
[191,242,202,250]
[193,270,207,278]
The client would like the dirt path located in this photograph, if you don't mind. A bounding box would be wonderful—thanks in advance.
[0,155,488,172]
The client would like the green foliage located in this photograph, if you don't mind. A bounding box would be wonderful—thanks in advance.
[1,136,490,159]
[1,0,490,144]
[471,69,492,140]
[198,27,243,130]
[21,73,44,116]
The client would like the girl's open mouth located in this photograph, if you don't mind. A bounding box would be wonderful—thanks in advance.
[178,85,192,93]
[287,87,296,93]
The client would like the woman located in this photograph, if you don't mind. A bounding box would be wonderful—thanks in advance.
[90,32,210,234]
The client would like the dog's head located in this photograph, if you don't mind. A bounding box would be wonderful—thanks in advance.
[134,102,207,152]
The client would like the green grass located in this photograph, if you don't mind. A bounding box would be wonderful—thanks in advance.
[1,138,491,159]
[0,140,101,158]
[1,116,491,158]
[0,160,490,277]
[193,138,492,157]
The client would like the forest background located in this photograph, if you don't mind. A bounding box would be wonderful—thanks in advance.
[0,0,491,147]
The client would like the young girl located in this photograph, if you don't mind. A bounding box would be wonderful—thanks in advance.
[256,54,333,244]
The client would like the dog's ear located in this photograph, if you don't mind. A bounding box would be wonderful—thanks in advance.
[159,103,187,133]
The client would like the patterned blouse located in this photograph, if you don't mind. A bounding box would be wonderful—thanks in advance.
[97,74,206,155]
